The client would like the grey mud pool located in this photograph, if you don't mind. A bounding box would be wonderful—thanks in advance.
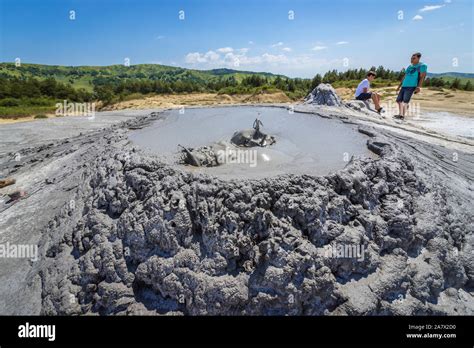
[129,106,376,179]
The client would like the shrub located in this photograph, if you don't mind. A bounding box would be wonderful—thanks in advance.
[0,98,20,107]
[26,97,54,106]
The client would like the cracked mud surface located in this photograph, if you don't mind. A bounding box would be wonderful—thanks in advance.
[1,106,473,315]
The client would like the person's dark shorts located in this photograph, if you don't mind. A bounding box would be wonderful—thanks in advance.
[396,87,416,103]
[356,92,372,101]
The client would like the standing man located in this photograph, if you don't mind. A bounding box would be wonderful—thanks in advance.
[395,52,427,120]
[355,71,383,114]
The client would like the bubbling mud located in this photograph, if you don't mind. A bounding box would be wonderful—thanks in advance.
[129,106,376,179]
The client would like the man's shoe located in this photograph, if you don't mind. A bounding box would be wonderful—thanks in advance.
[393,115,405,120]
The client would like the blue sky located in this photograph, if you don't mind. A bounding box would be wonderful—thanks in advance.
[0,0,472,77]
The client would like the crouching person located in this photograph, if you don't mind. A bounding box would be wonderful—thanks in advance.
[355,71,383,114]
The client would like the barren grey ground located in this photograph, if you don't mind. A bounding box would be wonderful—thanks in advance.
[0,99,473,315]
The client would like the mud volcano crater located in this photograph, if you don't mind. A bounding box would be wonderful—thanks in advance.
[36,103,473,316]
[129,106,376,179]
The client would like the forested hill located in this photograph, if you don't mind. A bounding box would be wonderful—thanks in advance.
[0,63,286,93]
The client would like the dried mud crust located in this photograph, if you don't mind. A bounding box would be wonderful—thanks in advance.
[37,115,474,316]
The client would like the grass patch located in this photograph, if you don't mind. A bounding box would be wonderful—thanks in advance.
[217,85,254,95]
[285,90,307,100]
[0,97,57,118]
[0,105,55,118]
[34,114,48,119]
[122,92,147,101]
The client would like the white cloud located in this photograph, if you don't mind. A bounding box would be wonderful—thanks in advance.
[312,46,327,51]
[282,47,292,52]
[336,41,349,45]
[185,49,290,68]
[185,52,206,64]
[155,35,165,40]
[444,0,452,3]
[260,53,288,64]
[271,42,284,47]
[185,50,220,64]
[412,14,423,21]
[217,47,233,53]
[222,52,239,64]
[205,51,220,62]
[248,41,254,45]
[419,5,445,12]
[229,52,288,65]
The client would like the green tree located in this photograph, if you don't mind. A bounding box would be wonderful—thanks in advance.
[310,74,322,89]
[450,78,461,90]
[464,80,473,91]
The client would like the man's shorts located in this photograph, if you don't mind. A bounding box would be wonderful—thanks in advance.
[356,92,372,101]
[396,87,416,103]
